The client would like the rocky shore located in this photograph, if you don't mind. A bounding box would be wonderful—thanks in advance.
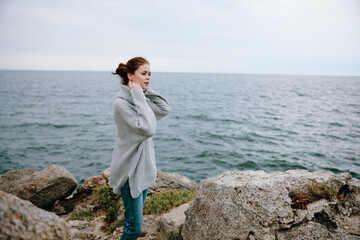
[1,165,359,240]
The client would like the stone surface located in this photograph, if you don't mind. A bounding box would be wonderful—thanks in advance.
[149,169,198,194]
[159,202,190,240]
[0,164,77,209]
[101,168,198,194]
[102,168,111,183]
[141,215,161,239]
[51,199,68,215]
[0,166,196,240]
[0,190,70,240]
[182,170,360,240]
[66,216,108,240]
[77,175,107,194]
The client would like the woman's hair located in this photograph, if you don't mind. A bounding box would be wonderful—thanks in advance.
[113,57,150,85]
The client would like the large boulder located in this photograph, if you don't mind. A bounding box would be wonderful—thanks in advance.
[182,170,360,240]
[0,165,77,208]
[149,169,198,194]
[0,190,70,240]
[101,168,198,194]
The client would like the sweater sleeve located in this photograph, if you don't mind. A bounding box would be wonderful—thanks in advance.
[144,87,171,120]
[115,87,157,141]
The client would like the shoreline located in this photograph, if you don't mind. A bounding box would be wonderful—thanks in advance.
[1,165,359,240]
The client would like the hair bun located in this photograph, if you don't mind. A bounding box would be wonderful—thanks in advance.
[115,63,129,79]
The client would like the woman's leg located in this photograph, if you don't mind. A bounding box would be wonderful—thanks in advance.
[120,182,148,240]
[142,188,148,206]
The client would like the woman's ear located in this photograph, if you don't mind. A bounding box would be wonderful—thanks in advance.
[127,73,132,81]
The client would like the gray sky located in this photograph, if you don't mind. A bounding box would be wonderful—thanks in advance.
[0,0,359,75]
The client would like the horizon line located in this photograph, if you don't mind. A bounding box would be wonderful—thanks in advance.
[0,68,359,78]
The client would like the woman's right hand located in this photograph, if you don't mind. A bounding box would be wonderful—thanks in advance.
[128,81,140,89]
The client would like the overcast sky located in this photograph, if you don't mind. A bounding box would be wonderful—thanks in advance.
[0,0,359,75]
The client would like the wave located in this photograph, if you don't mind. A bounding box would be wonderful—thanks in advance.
[329,122,344,127]
[13,122,79,128]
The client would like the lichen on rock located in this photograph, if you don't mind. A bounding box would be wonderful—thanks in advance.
[0,190,70,240]
[0,165,77,209]
[182,170,360,240]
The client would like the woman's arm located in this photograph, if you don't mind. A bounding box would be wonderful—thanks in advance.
[115,86,157,141]
[145,87,171,120]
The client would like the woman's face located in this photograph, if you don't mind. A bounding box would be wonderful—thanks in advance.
[128,64,151,92]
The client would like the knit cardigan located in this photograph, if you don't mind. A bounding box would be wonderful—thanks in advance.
[110,85,171,198]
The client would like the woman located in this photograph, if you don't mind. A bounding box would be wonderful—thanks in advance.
[110,57,171,239]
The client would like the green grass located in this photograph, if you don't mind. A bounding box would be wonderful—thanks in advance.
[168,232,184,240]
[310,183,337,200]
[289,180,339,210]
[108,217,125,233]
[143,189,196,215]
[68,209,95,221]
[92,185,121,223]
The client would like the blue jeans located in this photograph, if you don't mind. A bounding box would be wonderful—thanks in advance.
[120,181,148,240]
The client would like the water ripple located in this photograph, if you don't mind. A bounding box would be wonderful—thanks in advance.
[1,71,359,183]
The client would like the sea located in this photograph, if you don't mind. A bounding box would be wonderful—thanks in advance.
[0,70,359,186]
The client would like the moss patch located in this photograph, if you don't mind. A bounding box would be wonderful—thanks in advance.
[143,189,196,215]
[68,209,95,221]
[289,180,339,210]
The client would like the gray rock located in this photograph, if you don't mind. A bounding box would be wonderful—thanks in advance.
[67,216,108,240]
[77,175,107,194]
[52,199,68,215]
[0,190,70,240]
[182,170,360,240]
[276,221,360,240]
[149,169,198,194]
[102,168,111,183]
[141,214,161,239]
[159,203,190,240]
[102,168,198,194]
[0,164,77,208]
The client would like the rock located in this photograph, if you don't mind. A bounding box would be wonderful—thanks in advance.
[0,165,77,209]
[149,169,198,194]
[102,168,198,194]
[158,203,190,240]
[276,221,360,240]
[139,203,191,240]
[102,168,111,183]
[52,199,68,215]
[0,190,70,240]
[141,214,161,239]
[69,174,108,215]
[77,175,107,194]
[182,170,360,240]
[67,215,108,240]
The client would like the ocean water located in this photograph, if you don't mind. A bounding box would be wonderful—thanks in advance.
[0,70,359,186]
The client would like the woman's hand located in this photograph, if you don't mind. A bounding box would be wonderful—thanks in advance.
[128,81,140,89]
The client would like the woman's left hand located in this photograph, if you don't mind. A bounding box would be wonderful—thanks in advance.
[128,81,140,89]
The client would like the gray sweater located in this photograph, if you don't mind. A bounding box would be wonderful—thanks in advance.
[110,85,171,198]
